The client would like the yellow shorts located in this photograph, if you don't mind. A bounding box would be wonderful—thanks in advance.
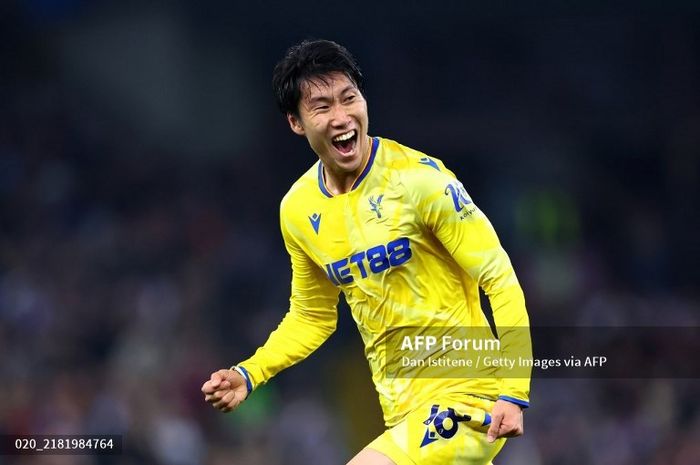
[367,396,506,465]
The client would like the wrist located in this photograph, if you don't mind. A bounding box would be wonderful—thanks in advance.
[498,395,529,409]
[231,365,253,398]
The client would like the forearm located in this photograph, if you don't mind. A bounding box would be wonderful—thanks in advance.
[487,280,531,406]
[237,305,336,389]
[481,250,532,406]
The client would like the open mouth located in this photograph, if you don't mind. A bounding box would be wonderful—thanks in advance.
[332,129,358,155]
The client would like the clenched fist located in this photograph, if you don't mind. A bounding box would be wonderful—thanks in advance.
[201,369,249,413]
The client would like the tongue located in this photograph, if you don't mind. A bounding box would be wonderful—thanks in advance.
[335,138,354,154]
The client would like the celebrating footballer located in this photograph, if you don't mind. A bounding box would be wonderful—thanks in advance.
[202,39,532,465]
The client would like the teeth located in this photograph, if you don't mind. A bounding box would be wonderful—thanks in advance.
[332,130,356,142]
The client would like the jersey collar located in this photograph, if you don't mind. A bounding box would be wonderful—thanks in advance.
[318,137,379,198]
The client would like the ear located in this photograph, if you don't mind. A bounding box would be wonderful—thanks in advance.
[287,113,305,136]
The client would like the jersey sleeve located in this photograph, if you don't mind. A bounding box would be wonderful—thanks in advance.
[236,203,340,389]
[402,162,532,407]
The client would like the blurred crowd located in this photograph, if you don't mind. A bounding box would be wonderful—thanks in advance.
[1,2,699,464]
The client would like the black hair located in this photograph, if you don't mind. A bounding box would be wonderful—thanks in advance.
[272,39,364,116]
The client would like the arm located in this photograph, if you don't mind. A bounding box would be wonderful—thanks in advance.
[404,159,531,436]
[237,217,340,388]
[429,185,531,405]
[202,205,340,411]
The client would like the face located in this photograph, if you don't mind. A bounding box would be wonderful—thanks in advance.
[287,72,370,178]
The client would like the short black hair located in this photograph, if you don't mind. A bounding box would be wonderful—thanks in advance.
[272,39,364,116]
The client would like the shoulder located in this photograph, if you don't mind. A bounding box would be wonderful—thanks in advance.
[376,137,434,168]
[376,137,460,197]
[280,162,319,218]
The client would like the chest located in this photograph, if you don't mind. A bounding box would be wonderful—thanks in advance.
[297,184,419,285]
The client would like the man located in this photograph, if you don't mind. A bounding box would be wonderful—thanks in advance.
[202,39,531,465]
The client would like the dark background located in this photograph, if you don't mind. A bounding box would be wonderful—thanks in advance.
[1,1,698,464]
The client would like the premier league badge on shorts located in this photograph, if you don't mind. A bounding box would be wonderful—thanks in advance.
[420,404,473,448]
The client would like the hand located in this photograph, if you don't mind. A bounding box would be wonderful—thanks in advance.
[201,369,249,413]
[487,399,524,443]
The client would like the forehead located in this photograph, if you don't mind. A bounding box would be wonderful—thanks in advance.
[300,72,357,100]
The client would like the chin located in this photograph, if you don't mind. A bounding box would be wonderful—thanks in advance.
[337,156,363,172]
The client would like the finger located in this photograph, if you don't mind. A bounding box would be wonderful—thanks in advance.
[213,390,237,410]
[220,391,241,413]
[501,424,524,438]
[221,402,238,413]
[220,390,238,407]
[209,372,223,389]
[487,412,504,443]
[205,387,228,403]
[202,380,219,395]
[214,391,238,411]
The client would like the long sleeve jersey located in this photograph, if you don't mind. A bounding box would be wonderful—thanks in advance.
[238,137,531,426]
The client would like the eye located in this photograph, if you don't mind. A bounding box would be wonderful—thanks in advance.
[345,95,356,103]
[315,105,330,111]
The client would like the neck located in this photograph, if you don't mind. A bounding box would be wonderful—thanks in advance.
[323,168,358,195]
[323,136,372,195]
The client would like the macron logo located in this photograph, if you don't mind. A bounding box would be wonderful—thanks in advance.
[419,157,440,171]
[309,213,321,234]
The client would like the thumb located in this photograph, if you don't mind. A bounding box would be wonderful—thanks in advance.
[487,412,504,443]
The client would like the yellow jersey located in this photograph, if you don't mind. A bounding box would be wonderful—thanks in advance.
[238,136,531,426]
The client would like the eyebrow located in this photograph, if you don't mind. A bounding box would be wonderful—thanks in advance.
[306,84,357,105]
[338,84,357,95]
[307,94,332,105]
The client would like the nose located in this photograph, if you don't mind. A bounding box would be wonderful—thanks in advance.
[329,104,351,127]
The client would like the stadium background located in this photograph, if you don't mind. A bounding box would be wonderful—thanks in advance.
[1,1,698,464]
